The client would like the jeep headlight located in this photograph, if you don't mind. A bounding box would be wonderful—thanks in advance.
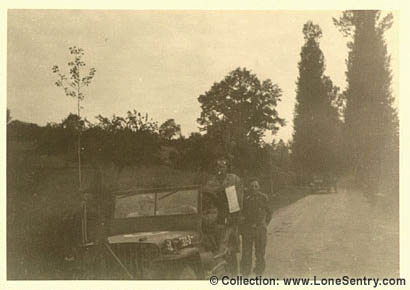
[162,235,194,254]
[178,235,193,248]
[163,238,179,254]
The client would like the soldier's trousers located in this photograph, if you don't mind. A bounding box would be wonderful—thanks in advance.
[216,223,240,275]
[240,225,267,275]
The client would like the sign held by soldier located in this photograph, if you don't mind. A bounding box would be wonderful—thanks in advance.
[225,185,240,213]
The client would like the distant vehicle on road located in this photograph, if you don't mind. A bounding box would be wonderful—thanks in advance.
[309,175,338,193]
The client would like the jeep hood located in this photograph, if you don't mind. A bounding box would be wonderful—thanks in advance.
[108,230,199,245]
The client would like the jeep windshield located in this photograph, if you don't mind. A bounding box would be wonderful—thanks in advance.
[114,187,199,219]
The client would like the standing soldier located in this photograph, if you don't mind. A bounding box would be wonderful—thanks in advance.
[203,158,244,275]
[240,178,272,276]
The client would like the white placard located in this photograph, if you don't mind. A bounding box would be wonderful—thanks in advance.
[225,185,240,213]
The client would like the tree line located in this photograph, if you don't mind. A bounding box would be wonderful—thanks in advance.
[8,10,398,195]
[292,11,397,193]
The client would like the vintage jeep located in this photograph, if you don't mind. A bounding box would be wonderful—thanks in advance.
[77,185,227,279]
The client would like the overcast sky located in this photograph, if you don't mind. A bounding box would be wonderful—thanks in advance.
[7,10,398,142]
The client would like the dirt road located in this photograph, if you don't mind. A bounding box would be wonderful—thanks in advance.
[264,189,399,278]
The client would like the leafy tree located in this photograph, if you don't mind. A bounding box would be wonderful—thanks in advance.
[61,113,84,132]
[334,11,398,192]
[256,142,295,192]
[52,46,96,188]
[170,132,223,172]
[159,118,181,140]
[292,21,342,179]
[82,110,161,172]
[272,139,292,169]
[34,114,83,157]
[7,120,43,143]
[197,67,284,171]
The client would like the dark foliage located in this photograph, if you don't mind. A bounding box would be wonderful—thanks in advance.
[7,120,43,144]
[169,132,224,172]
[159,118,182,141]
[334,11,398,192]
[197,67,284,173]
[7,110,162,174]
[83,111,161,170]
[292,21,343,180]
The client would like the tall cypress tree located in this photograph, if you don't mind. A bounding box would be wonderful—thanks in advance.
[292,21,342,179]
[334,11,398,192]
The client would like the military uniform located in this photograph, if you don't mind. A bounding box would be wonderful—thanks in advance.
[240,190,272,276]
[204,173,243,275]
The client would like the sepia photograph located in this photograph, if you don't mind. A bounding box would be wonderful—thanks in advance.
[5,8,401,283]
